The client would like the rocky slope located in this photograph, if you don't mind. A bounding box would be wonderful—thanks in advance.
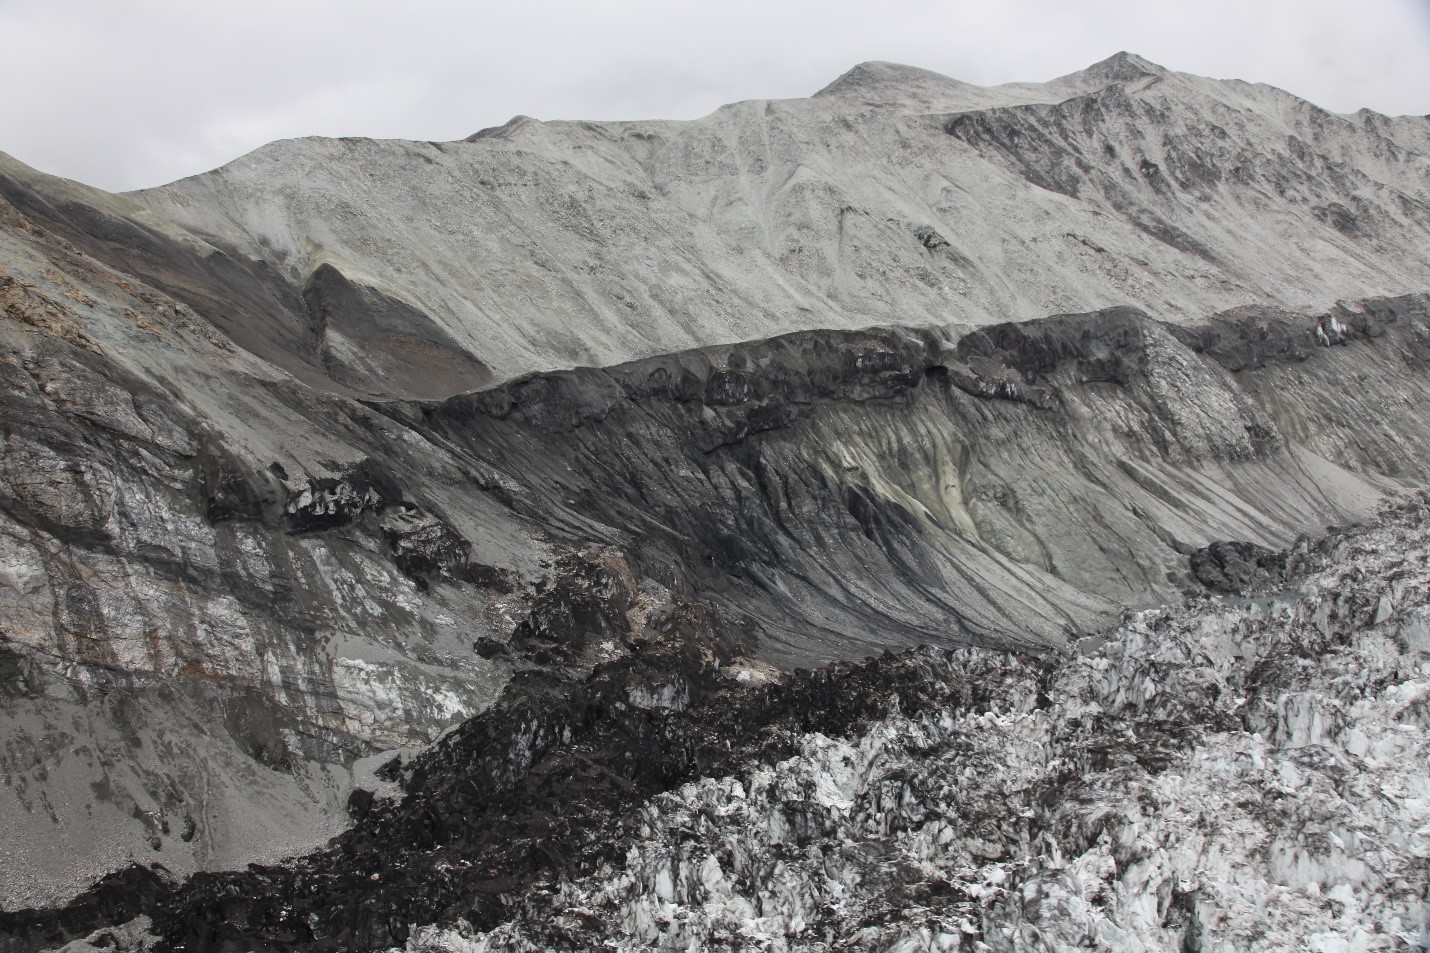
[8,490,1430,952]
[112,53,1430,396]
[0,53,1429,939]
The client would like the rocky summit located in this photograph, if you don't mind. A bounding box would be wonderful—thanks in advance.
[0,53,1428,951]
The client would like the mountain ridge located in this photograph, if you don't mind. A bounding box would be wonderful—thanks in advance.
[110,54,1430,399]
[1,54,1429,941]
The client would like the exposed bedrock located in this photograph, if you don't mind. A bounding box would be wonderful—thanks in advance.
[0,256,523,903]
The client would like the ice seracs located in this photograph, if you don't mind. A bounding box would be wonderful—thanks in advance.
[406,495,1430,952]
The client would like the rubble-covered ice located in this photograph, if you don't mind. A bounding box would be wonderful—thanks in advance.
[407,496,1430,952]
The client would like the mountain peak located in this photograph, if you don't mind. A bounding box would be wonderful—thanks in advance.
[1063,51,1169,87]
[813,54,1174,109]
[813,61,976,103]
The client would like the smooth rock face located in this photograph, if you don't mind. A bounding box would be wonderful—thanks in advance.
[0,52,1428,945]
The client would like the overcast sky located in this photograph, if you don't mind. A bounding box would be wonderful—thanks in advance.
[2,0,1428,193]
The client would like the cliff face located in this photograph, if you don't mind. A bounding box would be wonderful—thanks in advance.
[0,181,547,903]
[0,53,1428,941]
